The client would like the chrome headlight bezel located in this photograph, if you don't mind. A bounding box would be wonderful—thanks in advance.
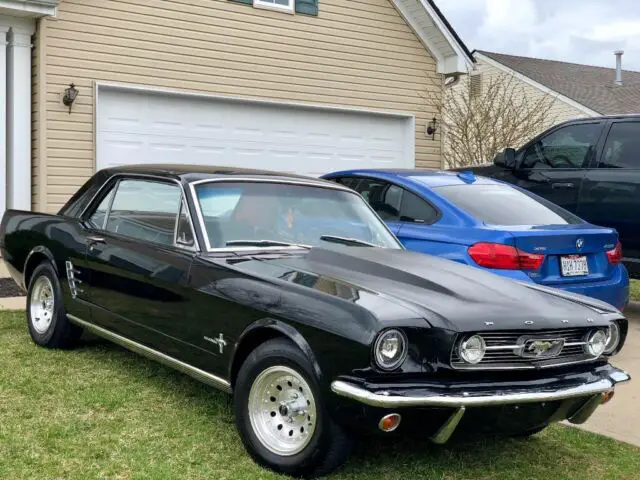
[584,329,608,357]
[604,322,621,355]
[373,329,408,371]
[458,334,487,365]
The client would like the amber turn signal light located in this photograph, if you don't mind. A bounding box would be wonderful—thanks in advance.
[378,413,402,432]
[602,391,615,404]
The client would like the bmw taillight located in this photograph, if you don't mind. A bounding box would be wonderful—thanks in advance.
[468,242,545,270]
[606,241,623,265]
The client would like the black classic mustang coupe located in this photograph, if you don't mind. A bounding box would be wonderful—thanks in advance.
[0,165,631,477]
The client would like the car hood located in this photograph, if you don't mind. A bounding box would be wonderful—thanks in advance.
[218,245,620,332]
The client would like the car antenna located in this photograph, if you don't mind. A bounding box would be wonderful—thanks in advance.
[456,171,476,184]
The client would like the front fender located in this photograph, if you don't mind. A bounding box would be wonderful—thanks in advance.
[231,318,324,383]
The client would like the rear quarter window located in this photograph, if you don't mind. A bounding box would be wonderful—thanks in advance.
[435,184,584,226]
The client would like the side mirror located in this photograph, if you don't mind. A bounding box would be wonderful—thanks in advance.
[494,148,516,169]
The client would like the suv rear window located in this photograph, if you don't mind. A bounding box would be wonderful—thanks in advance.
[435,184,583,226]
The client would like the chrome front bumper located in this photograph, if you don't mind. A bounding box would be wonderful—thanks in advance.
[331,368,630,443]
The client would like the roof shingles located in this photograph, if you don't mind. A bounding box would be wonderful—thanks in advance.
[478,50,640,115]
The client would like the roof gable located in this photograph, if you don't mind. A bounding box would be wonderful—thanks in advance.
[391,0,474,75]
[477,50,640,115]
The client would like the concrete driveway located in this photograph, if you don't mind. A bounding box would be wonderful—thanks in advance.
[572,312,640,446]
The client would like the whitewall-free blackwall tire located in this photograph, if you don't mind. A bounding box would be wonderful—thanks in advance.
[26,262,82,349]
[234,338,352,478]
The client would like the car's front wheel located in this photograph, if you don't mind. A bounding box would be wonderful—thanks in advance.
[234,338,351,478]
[27,262,82,348]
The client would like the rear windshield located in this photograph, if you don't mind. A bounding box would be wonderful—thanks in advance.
[435,184,584,226]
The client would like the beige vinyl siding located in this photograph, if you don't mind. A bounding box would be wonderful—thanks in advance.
[474,59,592,134]
[37,0,442,213]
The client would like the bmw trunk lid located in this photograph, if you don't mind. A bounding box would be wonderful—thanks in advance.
[499,224,619,285]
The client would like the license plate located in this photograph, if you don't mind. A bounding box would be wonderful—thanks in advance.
[560,255,589,277]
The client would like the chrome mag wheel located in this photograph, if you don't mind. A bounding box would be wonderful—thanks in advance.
[30,276,55,334]
[248,365,317,456]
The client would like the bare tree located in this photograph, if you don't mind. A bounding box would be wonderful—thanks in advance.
[431,72,558,168]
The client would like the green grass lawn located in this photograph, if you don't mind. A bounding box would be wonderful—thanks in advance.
[630,280,640,302]
[2,311,640,480]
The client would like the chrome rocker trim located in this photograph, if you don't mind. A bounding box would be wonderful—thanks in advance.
[331,370,630,444]
[67,314,232,394]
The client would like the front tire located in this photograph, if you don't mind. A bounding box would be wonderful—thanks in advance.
[234,338,351,478]
[26,262,82,349]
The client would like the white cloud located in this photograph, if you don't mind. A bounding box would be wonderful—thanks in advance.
[434,0,640,71]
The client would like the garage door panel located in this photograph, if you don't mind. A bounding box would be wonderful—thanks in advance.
[97,88,413,175]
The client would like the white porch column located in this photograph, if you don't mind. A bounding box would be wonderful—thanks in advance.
[0,25,7,219]
[6,21,34,211]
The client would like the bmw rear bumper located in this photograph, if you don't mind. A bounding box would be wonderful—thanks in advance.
[331,365,630,442]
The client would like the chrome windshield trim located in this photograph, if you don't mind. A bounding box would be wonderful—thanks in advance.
[188,177,402,253]
[67,314,231,393]
[330,370,630,408]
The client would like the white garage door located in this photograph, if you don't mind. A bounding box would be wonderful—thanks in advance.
[96,87,415,176]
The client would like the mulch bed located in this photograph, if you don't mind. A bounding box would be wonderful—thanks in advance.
[0,278,25,298]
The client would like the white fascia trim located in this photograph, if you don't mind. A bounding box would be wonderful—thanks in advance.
[94,81,417,119]
[390,0,443,67]
[0,0,57,17]
[475,52,602,117]
[418,0,473,74]
[391,0,472,75]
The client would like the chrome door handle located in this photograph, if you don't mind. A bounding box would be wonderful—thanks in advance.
[552,182,575,189]
[87,236,106,244]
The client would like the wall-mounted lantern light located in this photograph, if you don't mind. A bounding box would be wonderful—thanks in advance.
[63,83,79,114]
[426,117,437,140]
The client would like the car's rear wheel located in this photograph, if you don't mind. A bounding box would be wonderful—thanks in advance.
[234,338,351,478]
[27,262,82,349]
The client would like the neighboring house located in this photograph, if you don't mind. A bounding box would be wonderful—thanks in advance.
[0,0,473,218]
[442,49,640,168]
[473,50,640,122]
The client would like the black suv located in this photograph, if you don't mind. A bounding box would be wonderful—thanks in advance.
[455,115,640,278]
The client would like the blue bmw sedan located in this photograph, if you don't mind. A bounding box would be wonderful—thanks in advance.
[323,169,630,310]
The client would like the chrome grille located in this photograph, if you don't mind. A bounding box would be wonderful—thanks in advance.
[451,328,603,370]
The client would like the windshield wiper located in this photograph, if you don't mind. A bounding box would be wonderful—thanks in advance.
[319,235,377,248]
[225,240,310,248]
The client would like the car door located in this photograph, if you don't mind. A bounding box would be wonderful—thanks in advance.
[81,176,200,361]
[394,189,441,251]
[579,119,640,276]
[506,122,604,213]
[350,178,404,235]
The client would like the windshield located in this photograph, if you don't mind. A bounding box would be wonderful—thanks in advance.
[193,182,402,250]
[435,184,584,226]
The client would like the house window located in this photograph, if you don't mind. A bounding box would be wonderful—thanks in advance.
[254,0,294,13]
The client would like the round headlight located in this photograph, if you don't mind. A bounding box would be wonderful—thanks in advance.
[373,329,408,371]
[604,322,621,355]
[459,335,486,364]
[584,329,608,357]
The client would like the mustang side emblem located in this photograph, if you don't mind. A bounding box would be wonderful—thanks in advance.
[576,238,584,250]
[205,333,227,354]
[520,338,565,359]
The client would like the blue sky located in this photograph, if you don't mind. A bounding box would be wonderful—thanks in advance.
[434,0,640,71]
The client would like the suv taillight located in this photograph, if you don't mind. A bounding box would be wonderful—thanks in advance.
[606,241,623,265]
[468,242,545,270]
